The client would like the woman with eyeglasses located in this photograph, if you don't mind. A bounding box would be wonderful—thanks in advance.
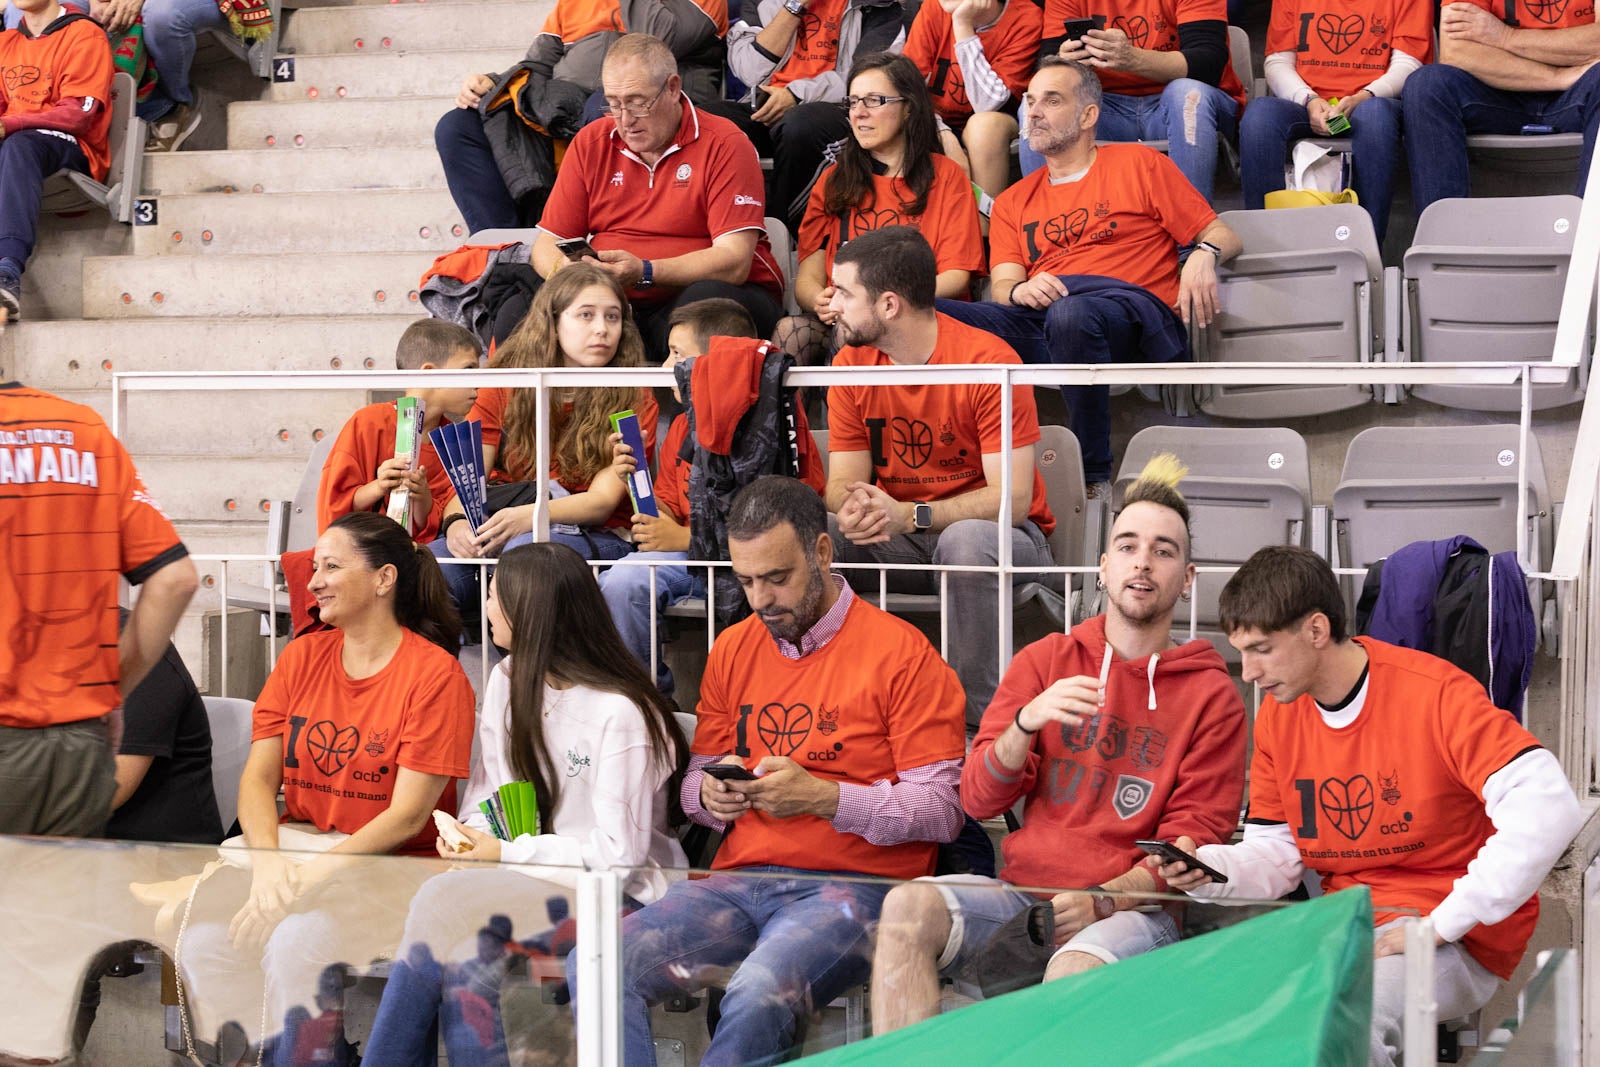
[772,52,986,369]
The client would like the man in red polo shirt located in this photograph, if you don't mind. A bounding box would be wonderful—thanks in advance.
[527,32,786,355]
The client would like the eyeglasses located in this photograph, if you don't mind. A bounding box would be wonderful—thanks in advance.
[600,81,671,119]
[844,93,906,111]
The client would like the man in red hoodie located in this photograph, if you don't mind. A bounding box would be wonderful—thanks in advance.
[870,454,1247,1031]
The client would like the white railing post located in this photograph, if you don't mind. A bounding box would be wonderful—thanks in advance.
[1402,916,1438,1067]
[997,366,1014,688]
[575,868,624,1067]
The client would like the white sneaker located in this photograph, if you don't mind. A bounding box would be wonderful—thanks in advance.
[147,102,202,152]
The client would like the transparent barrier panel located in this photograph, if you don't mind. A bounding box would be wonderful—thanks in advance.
[1475,949,1579,1066]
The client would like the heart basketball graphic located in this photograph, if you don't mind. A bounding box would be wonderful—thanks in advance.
[851,207,901,233]
[1043,209,1089,248]
[1112,15,1149,48]
[756,702,814,757]
[3,65,40,92]
[306,720,361,776]
[1316,13,1365,55]
[890,417,933,468]
[1525,0,1570,23]
[1318,774,1374,840]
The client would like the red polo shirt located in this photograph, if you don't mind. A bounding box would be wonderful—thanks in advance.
[538,96,784,306]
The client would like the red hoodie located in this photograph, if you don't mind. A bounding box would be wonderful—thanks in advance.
[964,615,1247,891]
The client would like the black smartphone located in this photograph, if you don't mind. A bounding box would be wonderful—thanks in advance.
[704,763,759,782]
[1062,15,1103,40]
[753,86,772,110]
[556,237,599,261]
[1135,840,1230,884]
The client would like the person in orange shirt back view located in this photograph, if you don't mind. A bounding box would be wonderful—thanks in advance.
[0,0,113,320]
[1160,546,1584,1067]
[938,59,1242,492]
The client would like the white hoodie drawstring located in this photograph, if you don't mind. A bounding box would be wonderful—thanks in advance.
[1102,643,1162,710]
[1098,643,1112,706]
[1147,653,1160,711]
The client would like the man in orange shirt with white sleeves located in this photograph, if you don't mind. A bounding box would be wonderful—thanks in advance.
[1159,546,1583,1067]
[1403,0,1600,210]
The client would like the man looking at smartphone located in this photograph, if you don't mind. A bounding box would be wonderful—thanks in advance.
[1022,0,1246,199]
[870,453,1247,1033]
[583,475,967,1065]
[1157,545,1581,1067]
[524,33,786,353]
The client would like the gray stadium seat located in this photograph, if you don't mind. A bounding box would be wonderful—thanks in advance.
[41,72,142,224]
[467,228,541,246]
[202,696,254,833]
[764,216,800,316]
[1332,425,1552,572]
[1466,132,1584,197]
[1402,195,1586,412]
[1181,205,1386,419]
[225,429,339,618]
[1112,426,1312,637]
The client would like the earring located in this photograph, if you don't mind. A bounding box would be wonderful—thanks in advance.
[1180,590,1191,602]
[1095,577,1105,591]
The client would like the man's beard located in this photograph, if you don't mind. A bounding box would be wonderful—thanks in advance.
[1027,117,1086,158]
[834,313,885,349]
[756,562,827,643]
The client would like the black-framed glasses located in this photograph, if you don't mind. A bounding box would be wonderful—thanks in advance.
[844,93,906,111]
[600,81,672,119]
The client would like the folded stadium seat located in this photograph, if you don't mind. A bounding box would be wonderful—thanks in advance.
[1466,132,1584,198]
[224,428,338,627]
[201,696,255,835]
[200,0,282,80]
[1178,204,1389,420]
[1109,426,1314,651]
[764,216,800,316]
[466,228,542,246]
[1402,195,1587,412]
[1331,425,1554,641]
[40,71,143,224]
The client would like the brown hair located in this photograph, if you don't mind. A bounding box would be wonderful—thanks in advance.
[823,53,941,220]
[1217,545,1349,642]
[667,298,758,353]
[1122,452,1192,558]
[395,318,482,371]
[493,263,646,485]
[493,542,687,829]
[326,512,462,655]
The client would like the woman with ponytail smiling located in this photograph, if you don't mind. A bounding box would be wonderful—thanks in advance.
[176,510,476,1058]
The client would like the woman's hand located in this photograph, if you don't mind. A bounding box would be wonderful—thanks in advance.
[473,504,535,556]
[441,822,504,862]
[229,853,299,951]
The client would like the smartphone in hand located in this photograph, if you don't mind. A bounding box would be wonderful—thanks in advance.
[557,237,600,261]
[704,763,759,783]
[1135,839,1230,884]
[1062,16,1100,40]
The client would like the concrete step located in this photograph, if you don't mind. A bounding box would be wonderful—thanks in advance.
[227,96,454,150]
[131,454,309,524]
[143,147,447,195]
[267,47,517,101]
[82,253,437,318]
[130,189,465,255]
[279,2,552,55]
[48,383,358,459]
[2,318,415,387]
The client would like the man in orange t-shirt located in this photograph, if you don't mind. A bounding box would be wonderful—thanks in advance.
[1159,546,1583,1067]
[1024,0,1246,199]
[1,381,198,836]
[608,474,966,1066]
[1403,0,1600,211]
[0,0,113,320]
[824,226,1056,730]
[940,60,1241,488]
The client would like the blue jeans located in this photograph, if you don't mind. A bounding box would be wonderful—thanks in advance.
[141,0,230,121]
[431,528,633,623]
[435,106,521,233]
[935,289,1188,482]
[595,552,706,696]
[0,132,90,272]
[1020,80,1239,199]
[573,867,889,1067]
[1240,94,1404,242]
[1403,61,1600,212]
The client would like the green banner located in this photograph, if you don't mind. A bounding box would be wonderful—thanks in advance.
[808,889,1374,1066]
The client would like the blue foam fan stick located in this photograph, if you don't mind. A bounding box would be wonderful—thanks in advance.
[609,410,658,518]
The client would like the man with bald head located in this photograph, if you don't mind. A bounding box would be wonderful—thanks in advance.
[517,33,786,351]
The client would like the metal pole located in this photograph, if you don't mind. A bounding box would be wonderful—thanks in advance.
[575,869,624,1067]
[998,367,1014,686]
[1402,917,1438,1067]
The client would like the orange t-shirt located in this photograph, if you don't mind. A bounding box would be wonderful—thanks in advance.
[0,383,187,728]
[655,410,827,520]
[544,0,729,43]
[317,401,456,545]
[468,386,659,530]
[252,627,475,855]
[768,0,849,90]
[1048,0,1247,104]
[538,97,783,306]
[799,154,986,281]
[1266,0,1434,99]
[828,313,1056,537]
[0,14,114,180]
[693,595,967,879]
[902,0,1042,125]
[990,143,1216,307]
[1464,0,1593,29]
[1249,638,1547,980]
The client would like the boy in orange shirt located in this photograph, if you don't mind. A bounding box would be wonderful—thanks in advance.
[604,297,826,694]
[317,319,483,545]
[0,0,113,320]
[1161,546,1583,1067]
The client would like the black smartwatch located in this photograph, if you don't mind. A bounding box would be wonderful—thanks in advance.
[913,501,933,531]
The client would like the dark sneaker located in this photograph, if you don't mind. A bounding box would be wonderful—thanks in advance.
[147,101,202,152]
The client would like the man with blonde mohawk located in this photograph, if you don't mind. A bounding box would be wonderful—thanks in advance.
[870,454,1247,1030]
